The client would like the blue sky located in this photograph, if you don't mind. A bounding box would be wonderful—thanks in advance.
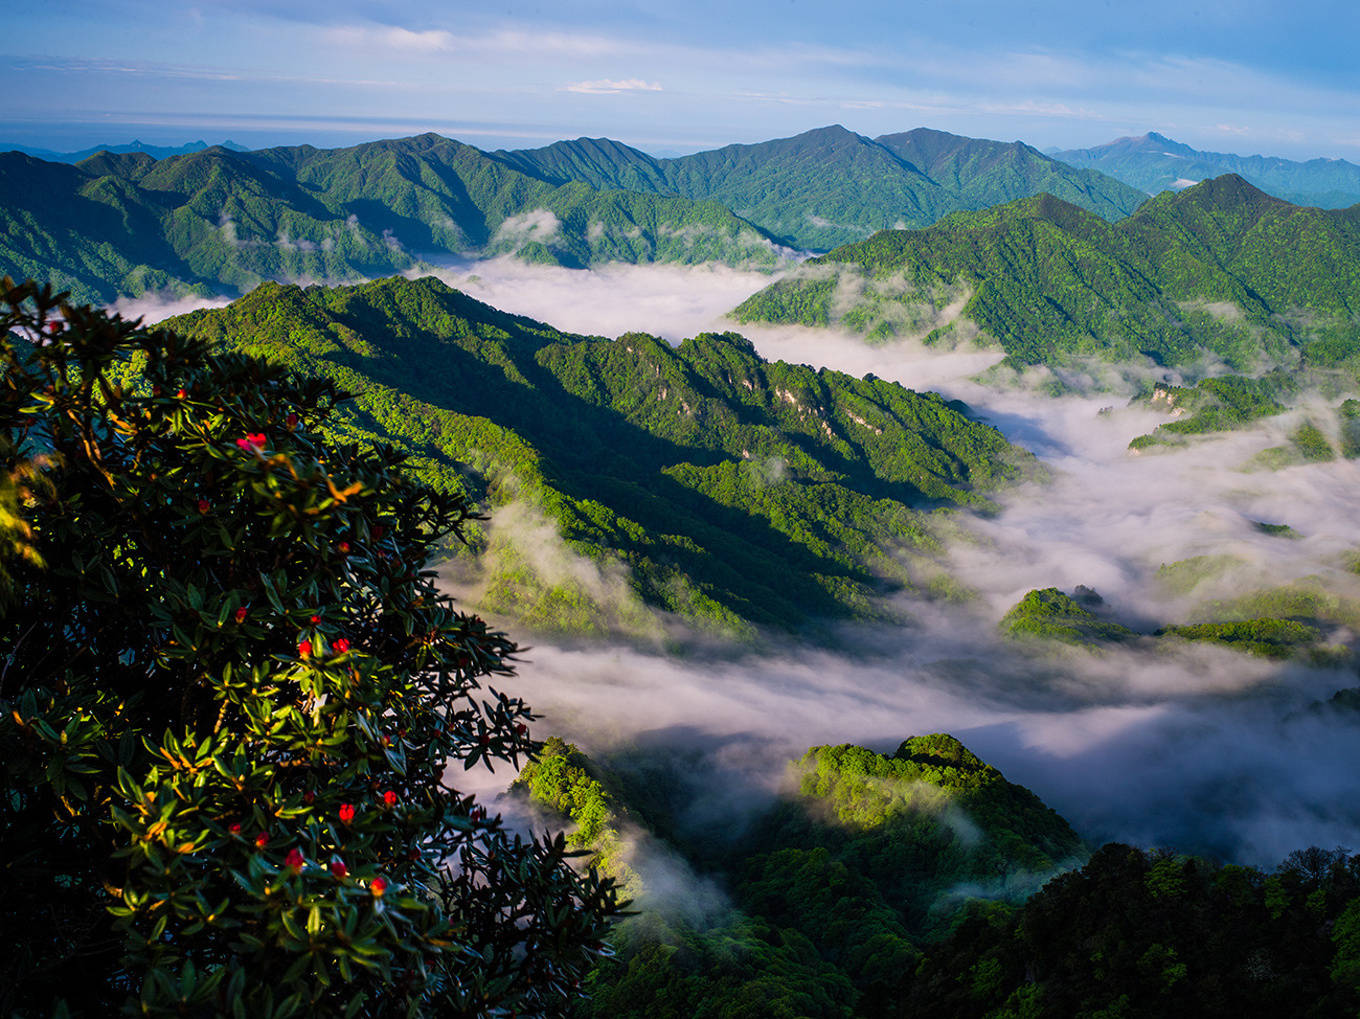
[2,0,1358,158]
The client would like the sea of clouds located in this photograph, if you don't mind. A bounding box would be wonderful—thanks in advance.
[109,259,1360,868]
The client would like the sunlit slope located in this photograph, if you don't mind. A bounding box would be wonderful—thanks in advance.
[495,125,1149,250]
[165,275,1027,634]
[0,135,782,304]
[735,175,1360,370]
[516,733,1084,1016]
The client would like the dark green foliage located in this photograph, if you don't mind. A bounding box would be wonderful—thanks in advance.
[517,734,1082,1019]
[736,176,1360,371]
[163,275,1028,634]
[1254,520,1303,538]
[0,136,782,304]
[1130,375,1288,449]
[1157,618,1325,659]
[1339,399,1360,458]
[1293,421,1338,461]
[0,281,620,1016]
[495,126,1147,251]
[1000,587,1136,645]
[907,843,1360,1018]
[1054,131,1360,208]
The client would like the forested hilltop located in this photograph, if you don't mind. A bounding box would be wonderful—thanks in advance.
[735,175,1360,374]
[0,126,1146,305]
[516,734,1360,1017]
[165,275,1027,636]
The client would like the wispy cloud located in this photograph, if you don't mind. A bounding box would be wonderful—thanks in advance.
[563,78,663,95]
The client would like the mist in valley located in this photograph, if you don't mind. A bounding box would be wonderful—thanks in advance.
[107,259,1360,869]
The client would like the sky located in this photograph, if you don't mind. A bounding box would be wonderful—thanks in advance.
[2,0,1358,159]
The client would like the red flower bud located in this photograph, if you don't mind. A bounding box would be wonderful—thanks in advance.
[330,859,348,879]
[255,831,270,849]
[383,789,397,808]
[45,319,63,334]
[515,723,528,736]
[286,413,299,429]
[310,614,320,624]
[337,541,350,554]
[285,848,305,873]
[197,498,210,513]
[176,388,187,399]
[229,822,242,834]
[234,606,248,624]
[332,637,350,654]
[338,803,355,824]
[370,877,387,897]
[299,640,312,658]
[303,790,315,805]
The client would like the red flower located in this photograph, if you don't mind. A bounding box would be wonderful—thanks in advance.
[255,831,270,849]
[332,637,351,654]
[175,388,187,399]
[337,541,350,555]
[309,614,320,624]
[229,822,242,834]
[285,848,305,873]
[330,859,348,879]
[370,877,387,898]
[235,433,267,453]
[197,498,210,513]
[234,606,248,624]
[338,803,355,824]
[383,789,397,808]
[299,640,312,658]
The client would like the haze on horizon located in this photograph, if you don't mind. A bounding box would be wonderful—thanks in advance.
[2,0,1358,163]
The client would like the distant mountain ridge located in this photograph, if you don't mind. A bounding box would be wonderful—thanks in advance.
[1052,131,1360,208]
[735,174,1360,372]
[493,124,1149,250]
[0,138,249,163]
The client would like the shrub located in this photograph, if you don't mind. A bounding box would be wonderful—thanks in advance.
[0,279,620,1017]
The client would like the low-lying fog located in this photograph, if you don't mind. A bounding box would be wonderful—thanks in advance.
[115,260,1360,867]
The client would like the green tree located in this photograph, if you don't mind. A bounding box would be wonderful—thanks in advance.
[0,279,621,1017]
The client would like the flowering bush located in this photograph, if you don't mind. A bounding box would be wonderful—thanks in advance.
[0,279,620,1016]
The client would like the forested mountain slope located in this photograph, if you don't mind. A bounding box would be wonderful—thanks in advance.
[164,275,1027,635]
[516,734,1360,1017]
[735,175,1360,371]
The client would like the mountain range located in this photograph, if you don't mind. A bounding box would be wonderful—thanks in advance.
[0,126,1147,305]
[161,274,1026,636]
[0,134,782,306]
[1053,131,1360,208]
[735,174,1360,373]
[0,138,248,163]
[493,124,1149,249]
